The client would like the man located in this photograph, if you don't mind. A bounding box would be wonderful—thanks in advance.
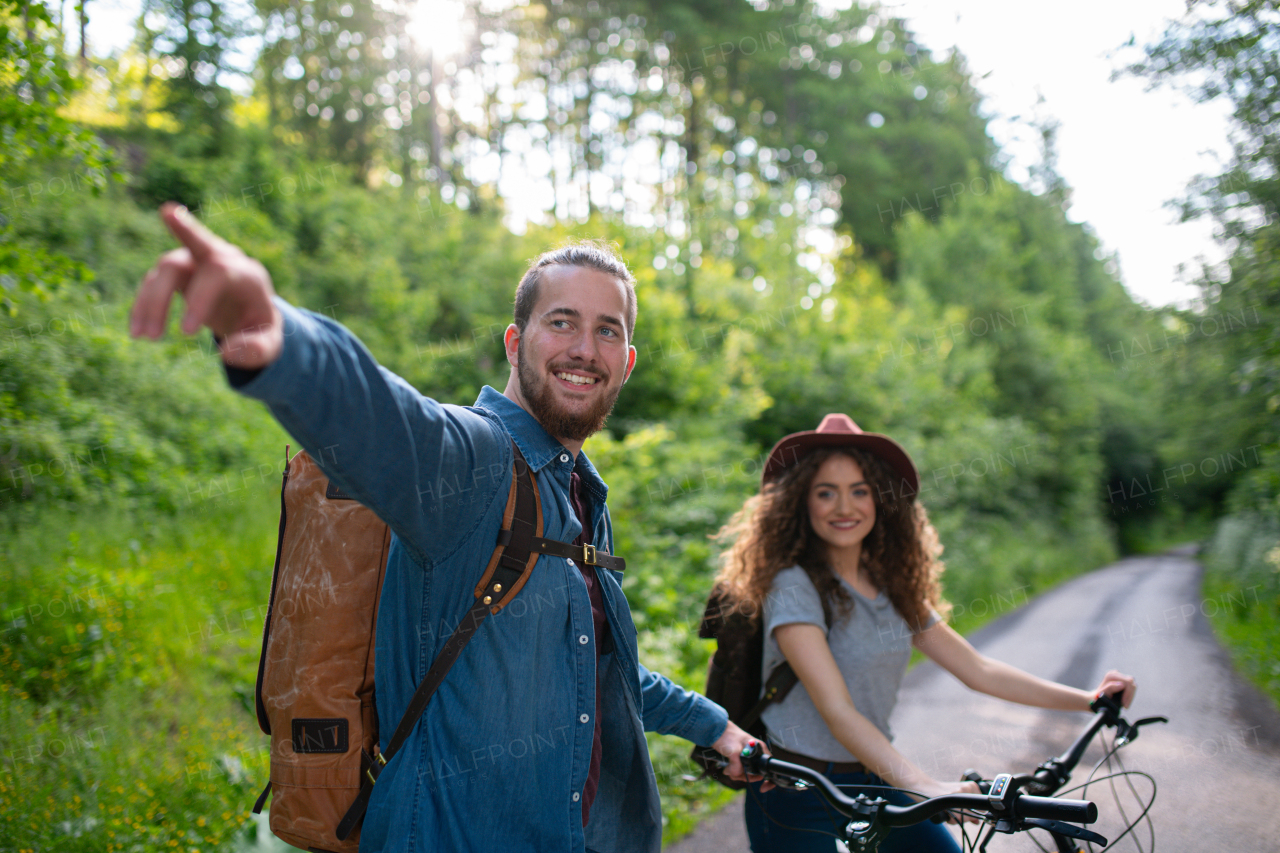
[131,204,760,853]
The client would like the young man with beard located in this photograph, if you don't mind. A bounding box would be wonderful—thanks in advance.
[129,204,760,853]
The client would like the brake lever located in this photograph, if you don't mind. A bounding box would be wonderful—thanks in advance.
[1023,818,1108,846]
[1115,714,1169,746]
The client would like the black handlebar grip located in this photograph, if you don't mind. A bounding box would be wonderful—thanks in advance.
[960,770,990,794]
[1089,691,1123,715]
[1016,796,1098,824]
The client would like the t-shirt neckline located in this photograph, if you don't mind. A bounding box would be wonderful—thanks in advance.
[837,574,890,609]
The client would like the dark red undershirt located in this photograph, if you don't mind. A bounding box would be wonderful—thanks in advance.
[569,471,608,827]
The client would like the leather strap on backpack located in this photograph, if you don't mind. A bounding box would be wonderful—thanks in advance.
[337,439,591,841]
[739,661,801,731]
[532,538,625,572]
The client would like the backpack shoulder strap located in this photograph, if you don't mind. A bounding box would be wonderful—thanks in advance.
[740,662,800,730]
[737,580,837,731]
[337,439,539,840]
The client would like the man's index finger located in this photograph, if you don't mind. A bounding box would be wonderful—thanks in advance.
[160,202,221,261]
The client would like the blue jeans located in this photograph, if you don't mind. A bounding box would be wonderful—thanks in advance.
[744,769,962,853]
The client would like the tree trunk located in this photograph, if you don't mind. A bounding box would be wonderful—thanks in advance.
[427,49,442,178]
[77,0,88,72]
[682,78,700,318]
[583,46,596,217]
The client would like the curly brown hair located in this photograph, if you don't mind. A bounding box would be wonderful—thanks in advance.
[713,446,949,632]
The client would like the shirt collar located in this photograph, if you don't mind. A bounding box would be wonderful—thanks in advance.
[473,386,609,502]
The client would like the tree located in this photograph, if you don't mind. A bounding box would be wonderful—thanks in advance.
[1126,0,1280,512]
[254,0,421,179]
[142,0,247,154]
[0,0,112,313]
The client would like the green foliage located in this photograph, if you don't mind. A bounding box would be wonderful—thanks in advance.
[141,0,247,155]
[253,0,404,172]
[0,288,288,512]
[1201,512,1280,707]
[0,491,283,853]
[1128,1,1280,524]
[0,0,115,311]
[134,150,210,210]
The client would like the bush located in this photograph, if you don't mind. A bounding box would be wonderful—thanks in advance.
[1200,513,1280,706]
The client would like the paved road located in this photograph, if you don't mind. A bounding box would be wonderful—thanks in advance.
[668,547,1280,852]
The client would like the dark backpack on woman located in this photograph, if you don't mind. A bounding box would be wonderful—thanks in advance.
[688,584,828,789]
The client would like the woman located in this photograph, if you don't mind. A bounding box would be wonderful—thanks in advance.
[714,414,1136,853]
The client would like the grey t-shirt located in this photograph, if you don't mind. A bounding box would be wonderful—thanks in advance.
[759,565,938,762]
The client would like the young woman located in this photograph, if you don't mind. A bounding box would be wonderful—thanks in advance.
[714,414,1136,853]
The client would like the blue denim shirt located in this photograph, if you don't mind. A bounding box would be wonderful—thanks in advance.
[231,300,728,853]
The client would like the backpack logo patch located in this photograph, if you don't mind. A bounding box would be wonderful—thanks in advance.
[291,718,349,754]
[325,480,355,501]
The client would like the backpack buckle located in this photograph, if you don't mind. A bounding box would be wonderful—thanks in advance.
[582,544,597,565]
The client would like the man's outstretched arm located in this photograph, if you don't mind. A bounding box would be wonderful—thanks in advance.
[130,204,506,563]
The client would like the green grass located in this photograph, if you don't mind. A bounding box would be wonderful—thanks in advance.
[1203,571,1280,707]
[1,485,285,853]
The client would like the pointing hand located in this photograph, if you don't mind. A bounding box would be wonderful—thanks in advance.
[130,203,283,369]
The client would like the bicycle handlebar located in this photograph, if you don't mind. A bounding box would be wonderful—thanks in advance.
[708,693,1162,851]
[737,747,1098,827]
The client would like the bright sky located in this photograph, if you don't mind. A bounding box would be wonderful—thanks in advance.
[84,0,1234,307]
[885,0,1234,307]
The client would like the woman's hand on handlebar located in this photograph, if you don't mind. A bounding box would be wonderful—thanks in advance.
[907,778,982,824]
[1092,670,1136,709]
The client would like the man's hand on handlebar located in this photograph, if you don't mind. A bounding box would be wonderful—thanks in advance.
[709,725,774,791]
[130,204,283,370]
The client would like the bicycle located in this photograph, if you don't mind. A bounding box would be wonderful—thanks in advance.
[718,693,1166,852]
[955,693,1167,852]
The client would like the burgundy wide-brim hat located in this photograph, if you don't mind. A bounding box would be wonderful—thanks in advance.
[761,413,920,500]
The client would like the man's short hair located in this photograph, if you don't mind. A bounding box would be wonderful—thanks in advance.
[514,241,637,342]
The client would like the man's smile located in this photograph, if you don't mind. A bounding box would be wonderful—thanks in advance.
[554,369,602,387]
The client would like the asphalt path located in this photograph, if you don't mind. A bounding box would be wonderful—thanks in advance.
[667,546,1280,852]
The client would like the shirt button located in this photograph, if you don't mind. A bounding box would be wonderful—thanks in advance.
[560,453,569,463]
[567,558,575,567]
[572,792,580,802]
[578,635,589,645]
[579,713,590,724]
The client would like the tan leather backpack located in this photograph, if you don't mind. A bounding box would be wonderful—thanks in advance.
[249,442,625,852]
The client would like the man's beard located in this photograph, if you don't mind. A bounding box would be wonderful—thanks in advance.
[517,342,622,442]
